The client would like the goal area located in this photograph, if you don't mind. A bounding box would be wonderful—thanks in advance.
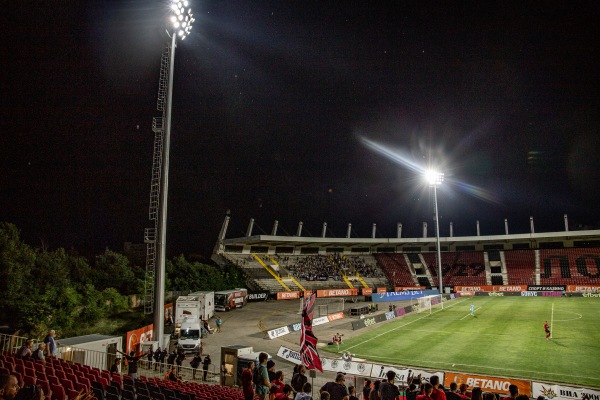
[416,294,444,314]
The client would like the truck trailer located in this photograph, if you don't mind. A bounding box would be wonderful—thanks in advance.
[214,288,248,311]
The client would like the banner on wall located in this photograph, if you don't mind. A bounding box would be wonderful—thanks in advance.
[531,382,600,400]
[443,372,531,397]
[275,346,441,383]
[371,289,440,302]
[125,324,153,354]
[317,289,360,297]
[277,291,301,300]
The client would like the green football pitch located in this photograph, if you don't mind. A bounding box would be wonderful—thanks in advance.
[327,296,600,388]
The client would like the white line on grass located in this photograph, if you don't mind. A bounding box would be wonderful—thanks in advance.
[459,307,482,320]
[344,298,469,351]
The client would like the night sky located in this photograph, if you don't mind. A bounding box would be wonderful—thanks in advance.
[2,1,599,259]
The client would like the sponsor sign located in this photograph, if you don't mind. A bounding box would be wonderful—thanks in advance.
[541,291,563,297]
[567,285,600,293]
[394,286,427,291]
[276,346,303,364]
[362,288,373,296]
[371,365,444,384]
[521,291,538,297]
[267,313,344,339]
[444,372,531,396]
[582,292,600,298]
[313,316,330,326]
[377,287,387,293]
[321,357,374,376]
[277,291,300,300]
[527,286,565,291]
[455,285,527,293]
[317,289,360,297]
[532,382,600,400]
[328,312,345,321]
[267,326,290,339]
[371,289,440,302]
[125,323,154,354]
[247,292,269,302]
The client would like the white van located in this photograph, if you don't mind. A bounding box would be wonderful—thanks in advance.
[177,318,201,353]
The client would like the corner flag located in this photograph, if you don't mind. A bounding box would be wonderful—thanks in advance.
[299,293,323,372]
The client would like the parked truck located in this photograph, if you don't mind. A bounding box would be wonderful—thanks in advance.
[214,288,248,311]
[175,291,215,335]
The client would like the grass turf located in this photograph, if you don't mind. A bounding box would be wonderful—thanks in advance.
[328,296,600,388]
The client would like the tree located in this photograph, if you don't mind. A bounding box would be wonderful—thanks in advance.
[93,250,136,294]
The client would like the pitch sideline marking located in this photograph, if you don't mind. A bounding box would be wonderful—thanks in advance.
[344,298,469,351]
[459,306,482,320]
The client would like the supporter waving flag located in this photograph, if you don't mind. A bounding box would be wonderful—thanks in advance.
[299,293,323,372]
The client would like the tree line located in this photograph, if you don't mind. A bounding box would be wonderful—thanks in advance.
[0,222,245,338]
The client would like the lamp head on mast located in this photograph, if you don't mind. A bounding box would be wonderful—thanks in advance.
[169,0,194,40]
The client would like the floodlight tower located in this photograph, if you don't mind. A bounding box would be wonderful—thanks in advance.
[153,0,194,347]
[426,170,444,294]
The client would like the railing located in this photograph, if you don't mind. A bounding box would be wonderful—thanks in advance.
[1,333,220,383]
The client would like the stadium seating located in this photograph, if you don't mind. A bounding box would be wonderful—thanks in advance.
[374,253,416,287]
[0,349,249,400]
[539,248,600,284]
[504,250,536,284]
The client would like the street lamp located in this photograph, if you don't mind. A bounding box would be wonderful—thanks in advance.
[154,0,194,348]
[426,170,444,294]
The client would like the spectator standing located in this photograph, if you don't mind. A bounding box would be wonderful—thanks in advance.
[458,385,471,399]
[241,362,255,400]
[276,385,294,400]
[320,373,349,400]
[159,348,168,373]
[370,381,381,400]
[175,348,186,374]
[43,330,59,357]
[295,383,313,400]
[349,386,358,400]
[270,371,285,398]
[167,350,177,370]
[429,376,446,400]
[153,347,162,371]
[190,352,202,380]
[471,388,483,400]
[146,348,154,369]
[256,352,271,400]
[417,384,433,400]
[202,355,211,381]
[220,361,228,386]
[502,385,518,400]
[117,350,141,380]
[291,366,308,395]
[267,360,277,382]
[445,383,462,400]
[379,371,400,400]
[0,374,20,400]
[216,317,222,333]
[363,380,372,400]
[406,384,419,400]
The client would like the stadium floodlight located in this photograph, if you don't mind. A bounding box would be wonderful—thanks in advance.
[154,0,194,348]
[426,170,444,295]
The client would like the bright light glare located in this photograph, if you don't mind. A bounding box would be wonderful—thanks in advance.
[169,0,194,39]
[425,170,444,186]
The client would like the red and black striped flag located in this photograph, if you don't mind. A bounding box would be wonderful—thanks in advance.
[299,293,323,372]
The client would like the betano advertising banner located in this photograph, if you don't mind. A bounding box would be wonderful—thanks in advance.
[456,285,600,293]
[444,372,531,397]
[317,288,360,297]
[532,381,600,400]
[277,291,301,300]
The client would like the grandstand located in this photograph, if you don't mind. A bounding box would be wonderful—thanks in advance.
[212,215,600,292]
